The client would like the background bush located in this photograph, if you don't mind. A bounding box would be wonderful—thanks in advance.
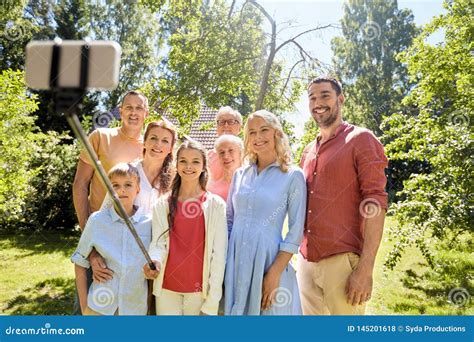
[0,70,79,231]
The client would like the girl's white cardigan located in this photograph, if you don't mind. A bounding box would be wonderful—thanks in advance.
[148,192,228,315]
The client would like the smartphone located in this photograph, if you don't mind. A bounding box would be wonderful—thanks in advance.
[25,40,121,90]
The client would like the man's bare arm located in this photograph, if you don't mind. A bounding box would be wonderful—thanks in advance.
[73,160,94,231]
[346,206,385,306]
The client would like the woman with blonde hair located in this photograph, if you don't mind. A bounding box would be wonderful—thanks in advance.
[224,110,307,315]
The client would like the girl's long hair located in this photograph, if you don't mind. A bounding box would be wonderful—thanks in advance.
[167,139,209,229]
[143,120,177,195]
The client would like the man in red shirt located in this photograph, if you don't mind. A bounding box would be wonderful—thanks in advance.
[297,77,388,315]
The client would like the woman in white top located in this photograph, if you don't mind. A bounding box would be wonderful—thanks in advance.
[101,120,177,214]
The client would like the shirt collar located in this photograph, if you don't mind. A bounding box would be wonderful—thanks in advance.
[117,127,143,143]
[251,161,280,173]
[108,206,144,223]
[316,121,349,142]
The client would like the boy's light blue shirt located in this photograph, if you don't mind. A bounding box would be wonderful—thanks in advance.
[71,206,152,315]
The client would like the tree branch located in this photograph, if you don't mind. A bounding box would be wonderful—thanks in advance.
[281,59,305,97]
[289,40,314,61]
[197,54,262,85]
[248,0,275,27]
[275,24,334,54]
[248,0,277,110]
[228,0,236,20]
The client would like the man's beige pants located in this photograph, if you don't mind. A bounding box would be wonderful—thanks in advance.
[297,252,366,315]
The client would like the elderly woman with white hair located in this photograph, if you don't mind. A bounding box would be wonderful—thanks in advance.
[209,106,243,182]
[224,110,307,315]
[208,134,244,201]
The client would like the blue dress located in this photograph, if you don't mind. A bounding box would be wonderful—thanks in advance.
[224,162,307,315]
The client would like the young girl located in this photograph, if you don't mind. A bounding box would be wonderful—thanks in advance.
[143,140,228,315]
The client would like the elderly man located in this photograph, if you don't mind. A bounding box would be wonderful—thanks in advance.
[208,106,242,181]
[297,77,388,315]
[72,90,149,314]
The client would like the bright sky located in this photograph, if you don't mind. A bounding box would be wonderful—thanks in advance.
[252,0,446,138]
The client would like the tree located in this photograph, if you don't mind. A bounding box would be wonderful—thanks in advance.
[141,0,331,145]
[25,0,100,133]
[246,0,330,112]
[142,0,265,132]
[86,1,164,109]
[331,0,419,135]
[0,1,36,71]
[0,70,40,226]
[381,0,473,269]
[295,118,318,164]
[1,1,163,133]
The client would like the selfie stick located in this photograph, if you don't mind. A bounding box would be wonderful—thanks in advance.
[50,42,156,270]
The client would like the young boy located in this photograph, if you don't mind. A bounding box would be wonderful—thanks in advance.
[71,163,152,315]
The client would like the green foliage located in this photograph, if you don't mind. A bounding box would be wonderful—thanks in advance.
[331,0,419,135]
[295,118,319,164]
[0,70,40,227]
[381,0,473,269]
[152,0,265,129]
[0,2,37,71]
[0,70,80,231]
[86,1,164,109]
[141,0,304,141]
[24,132,80,231]
[1,0,161,133]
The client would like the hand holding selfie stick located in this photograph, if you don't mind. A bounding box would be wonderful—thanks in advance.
[26,40,156,270]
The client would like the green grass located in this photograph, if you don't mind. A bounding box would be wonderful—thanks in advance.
[0,230,78,315]
[0,218,472,315]
[367,217,473,315]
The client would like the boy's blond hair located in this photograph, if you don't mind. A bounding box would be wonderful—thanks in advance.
[108,163,140,184]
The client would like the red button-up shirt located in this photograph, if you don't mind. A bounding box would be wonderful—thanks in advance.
[300,122,388,262]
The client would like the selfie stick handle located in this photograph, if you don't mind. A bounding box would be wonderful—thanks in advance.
[51,42,156,271]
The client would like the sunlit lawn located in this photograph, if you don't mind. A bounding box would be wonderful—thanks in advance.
[367,217,473,315]
[0,217,471,315]
[0,230,77,315]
